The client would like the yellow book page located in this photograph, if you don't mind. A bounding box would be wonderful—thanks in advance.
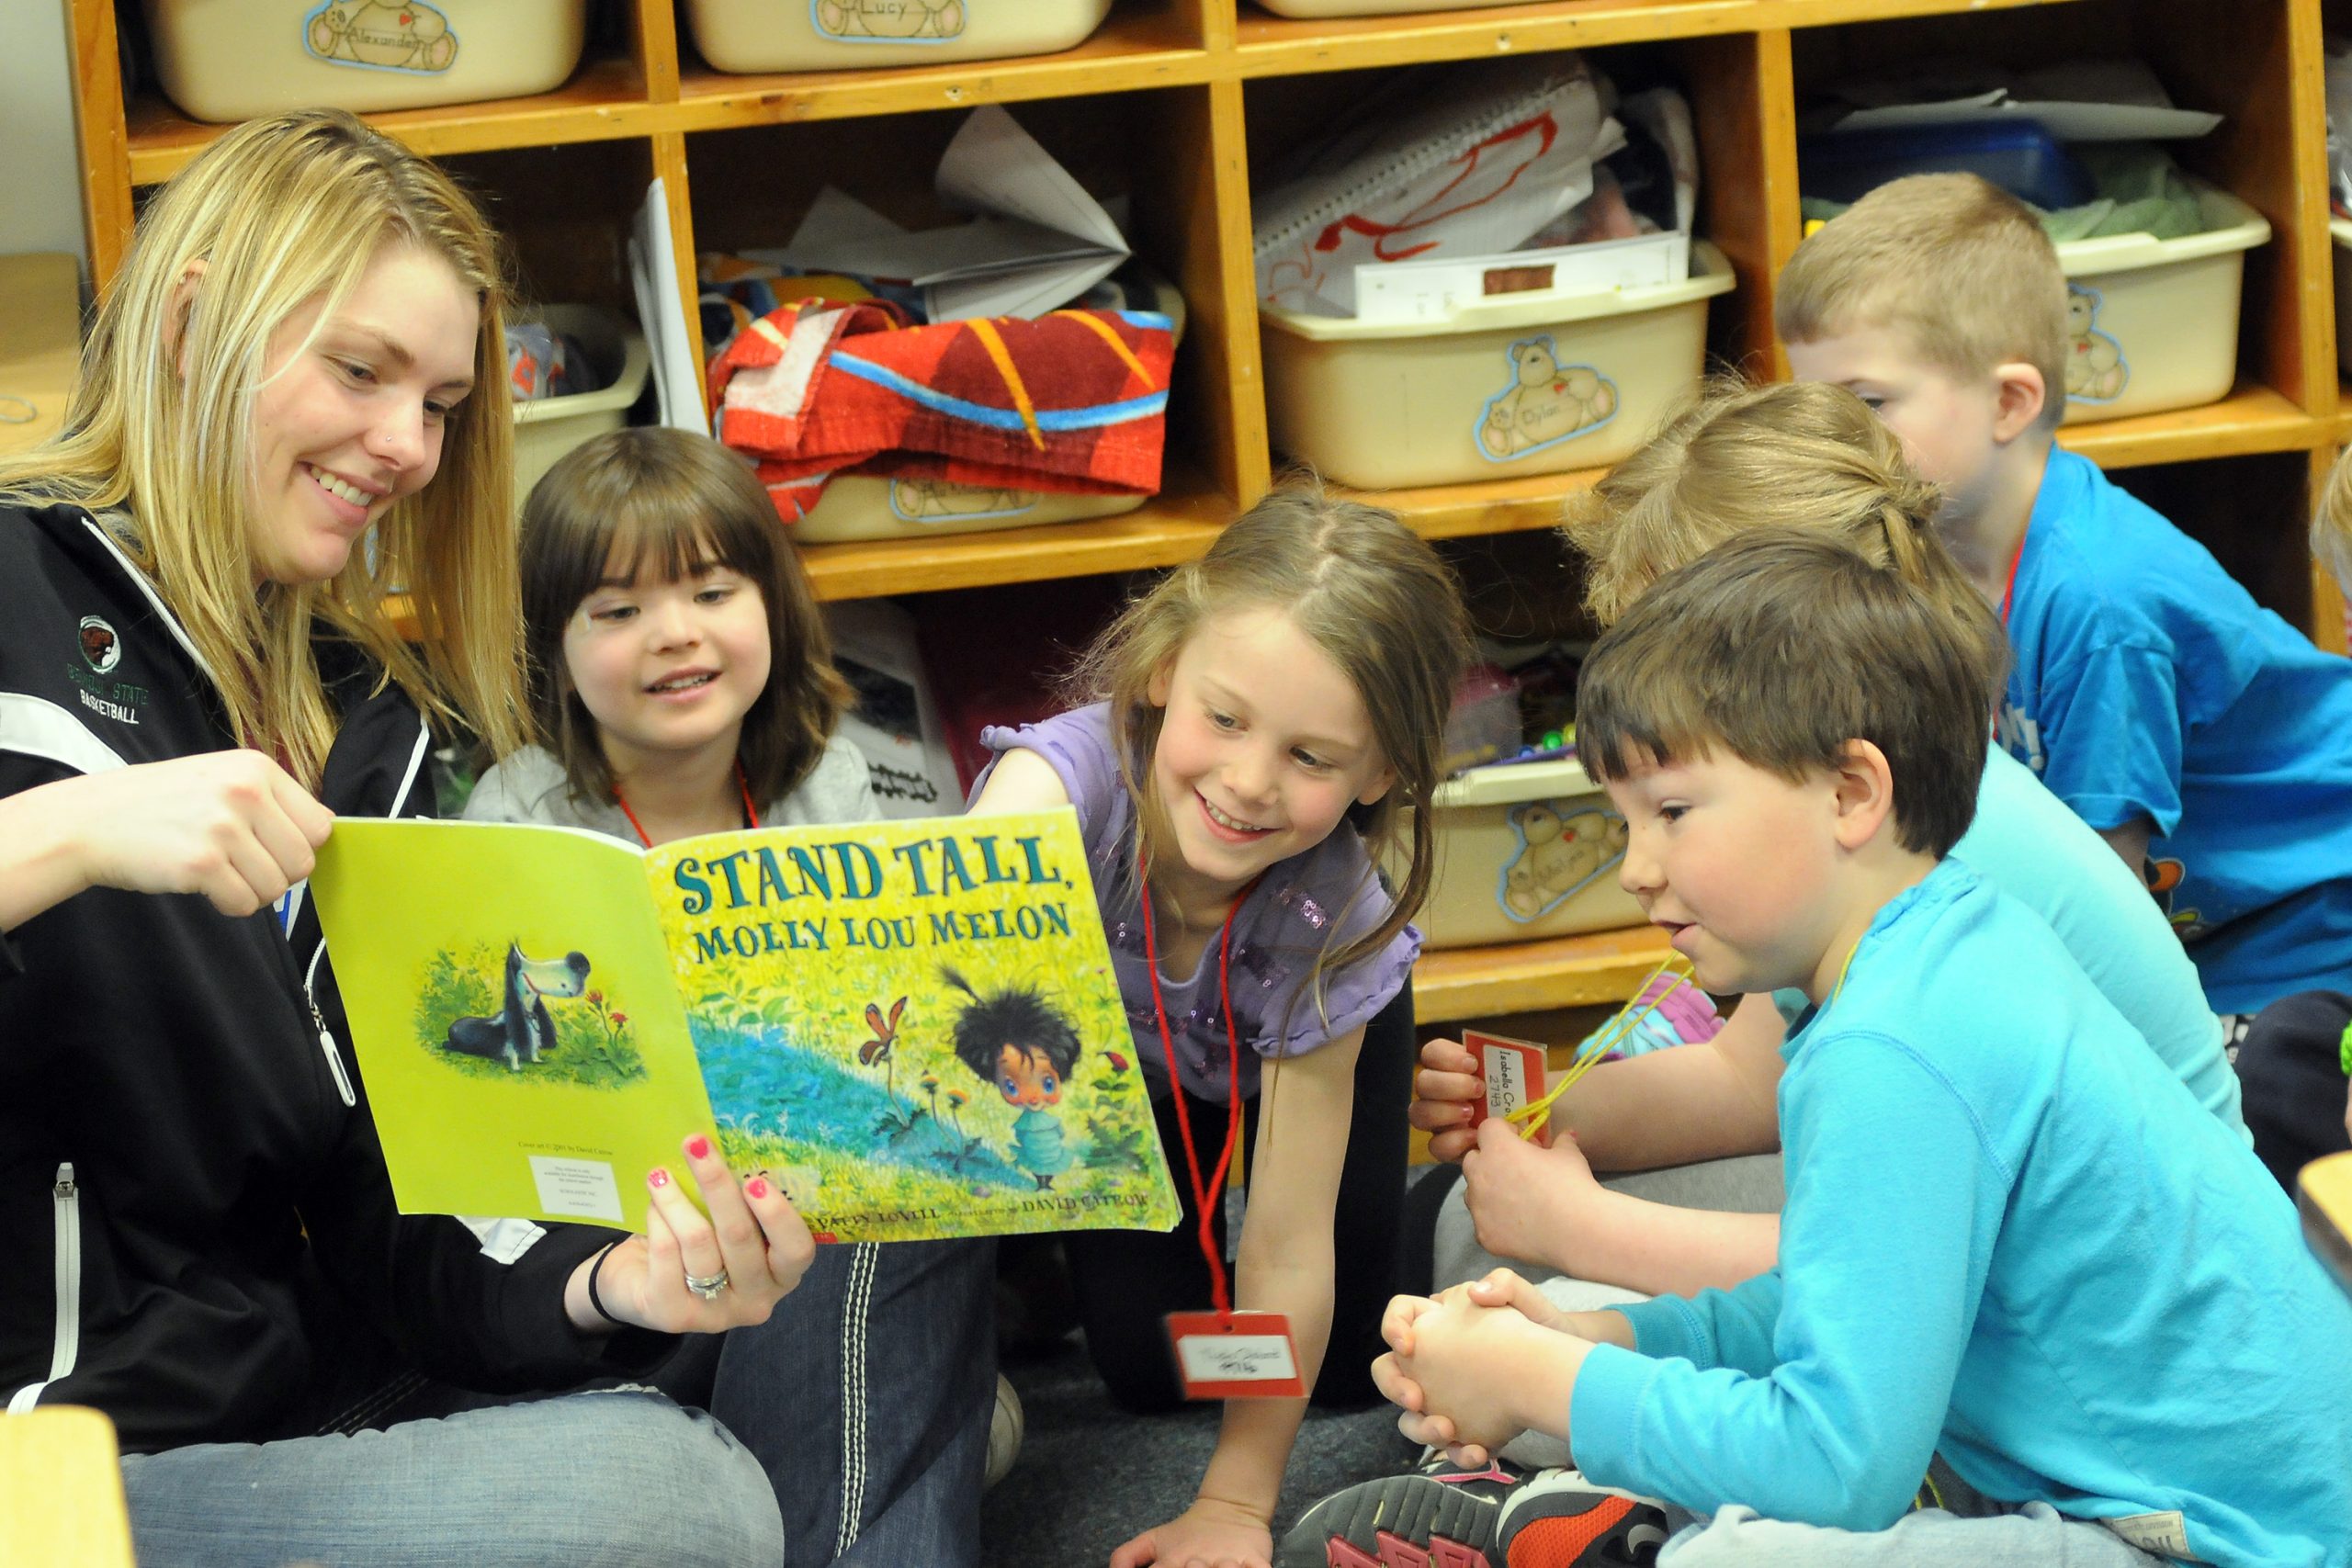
[312,818,715,1232]
[642,807,1180,1242]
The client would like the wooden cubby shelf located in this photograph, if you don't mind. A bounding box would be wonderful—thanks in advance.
[800,469,1234,600]
[2055,384,2324,470]
[673,9,1215,130]
[63,0,2350,1016]
[121,57,666,186]
[1414,923,1676,1024]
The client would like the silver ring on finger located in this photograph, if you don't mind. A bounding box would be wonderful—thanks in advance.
[684,1268,729,1302]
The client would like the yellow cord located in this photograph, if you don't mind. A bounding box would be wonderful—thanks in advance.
[1501,941,1857,1143]
[1505,953,1696,1143]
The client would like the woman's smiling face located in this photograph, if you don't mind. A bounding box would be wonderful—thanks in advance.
[245,240,479,587]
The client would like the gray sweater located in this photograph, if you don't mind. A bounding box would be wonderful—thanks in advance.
[463,737,881,836]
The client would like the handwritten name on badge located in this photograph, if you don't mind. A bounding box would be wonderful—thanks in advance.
[1166,1311,1307,1400]
[1467,1029,1551,1145]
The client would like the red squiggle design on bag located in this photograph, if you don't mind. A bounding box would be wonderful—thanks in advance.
[1309,110,1562,262]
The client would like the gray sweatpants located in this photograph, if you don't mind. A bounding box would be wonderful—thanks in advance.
[1432,1158,2165,1568]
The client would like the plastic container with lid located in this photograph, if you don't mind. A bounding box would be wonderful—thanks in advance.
[2054,184,2270,423]
[1259,242,1734,491]
[682,0,1112,74]
[141,0,589,123]
[1385,756,1645,951]
[1801,121,2095,211]
[511,306,650,505]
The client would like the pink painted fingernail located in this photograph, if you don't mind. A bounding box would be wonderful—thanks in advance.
[745,1177,770,1200]
[684,1134,712,1160]
[648,1168,671,1190]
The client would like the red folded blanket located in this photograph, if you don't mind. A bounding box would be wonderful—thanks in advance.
[708,299,1176,522]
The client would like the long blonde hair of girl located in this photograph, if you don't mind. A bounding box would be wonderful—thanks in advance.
[1072,478,1473,1012]
[0,107,526,783]
[1568,375,1989,643]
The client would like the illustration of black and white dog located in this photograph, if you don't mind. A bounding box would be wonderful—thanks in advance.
[444,945,592,1070]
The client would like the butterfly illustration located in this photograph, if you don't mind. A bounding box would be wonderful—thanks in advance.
[860,998,908,1066]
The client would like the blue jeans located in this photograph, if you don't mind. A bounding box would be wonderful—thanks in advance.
[696,1236,996,1568]
[119,1387,783,1568]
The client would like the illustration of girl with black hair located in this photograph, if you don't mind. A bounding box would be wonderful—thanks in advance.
[942,965,1080,1190]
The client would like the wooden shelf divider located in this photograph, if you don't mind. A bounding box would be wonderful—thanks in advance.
[1413,923,1675,1024]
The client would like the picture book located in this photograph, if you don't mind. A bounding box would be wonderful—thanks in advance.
[310,809,1181,1244]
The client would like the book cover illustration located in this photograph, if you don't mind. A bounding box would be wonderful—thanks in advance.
[311,809,1180,1243]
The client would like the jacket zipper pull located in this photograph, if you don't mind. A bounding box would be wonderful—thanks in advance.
[311,999,356,1108]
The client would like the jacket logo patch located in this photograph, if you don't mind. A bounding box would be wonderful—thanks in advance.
[78,615,121,673]
[69,614,145,726]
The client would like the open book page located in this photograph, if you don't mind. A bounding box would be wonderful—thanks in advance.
[640,807,1179,1243]
[312,819,715,1232]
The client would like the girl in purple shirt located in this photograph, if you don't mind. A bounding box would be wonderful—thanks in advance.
[973,482,1472,1568]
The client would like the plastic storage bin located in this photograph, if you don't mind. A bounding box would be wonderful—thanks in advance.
[512,306,650,504]
[1260,243,1734,491]
[2055,184,2270,424]
[141,1,588,123]
[790,273,1184,544]
[684,0,1112,73]
[1387,757,1645,951]
[1801,122,2093,211]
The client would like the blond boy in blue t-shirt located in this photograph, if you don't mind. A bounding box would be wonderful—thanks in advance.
[1781,172,2352,1018]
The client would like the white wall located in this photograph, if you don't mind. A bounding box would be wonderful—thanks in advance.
[1,1,90,274]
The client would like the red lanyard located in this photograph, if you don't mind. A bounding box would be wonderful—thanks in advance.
[1137,877,1253,1318]
[613,761,762,849]
[1998,523,2030,626]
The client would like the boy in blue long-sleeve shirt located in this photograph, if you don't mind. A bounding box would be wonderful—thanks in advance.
[1372,533,2352,1568]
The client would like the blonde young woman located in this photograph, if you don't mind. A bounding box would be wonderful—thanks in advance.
[0,110,808,1564]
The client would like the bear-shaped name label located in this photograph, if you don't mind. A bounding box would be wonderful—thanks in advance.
[1497,801,1628,922]
[815,0,969,41]
[2063,285,2128,404]
[305,1,458,73]
[1476,335,1618,462]
[889,479,1038,522]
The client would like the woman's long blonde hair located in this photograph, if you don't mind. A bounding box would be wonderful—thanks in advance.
[1566,375,1984,637]
[0,108,526,782]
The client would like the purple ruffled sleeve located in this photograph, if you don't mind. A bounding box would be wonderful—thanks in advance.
[972,704,1131,863]
[1244,831,1420,1060]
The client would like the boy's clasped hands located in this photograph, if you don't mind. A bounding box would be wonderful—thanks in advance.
[1373,1267,1631,1468]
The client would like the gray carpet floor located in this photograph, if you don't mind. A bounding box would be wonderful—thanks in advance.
[980,1336,1419,1567]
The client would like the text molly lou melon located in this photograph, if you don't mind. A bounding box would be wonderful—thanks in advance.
[668,829,1079,962]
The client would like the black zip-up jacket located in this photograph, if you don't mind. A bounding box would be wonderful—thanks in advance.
[0,502,663,1452]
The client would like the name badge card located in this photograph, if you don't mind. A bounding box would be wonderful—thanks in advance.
[1166,1311,1306,1400]
[1465,1029,1551,1146]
